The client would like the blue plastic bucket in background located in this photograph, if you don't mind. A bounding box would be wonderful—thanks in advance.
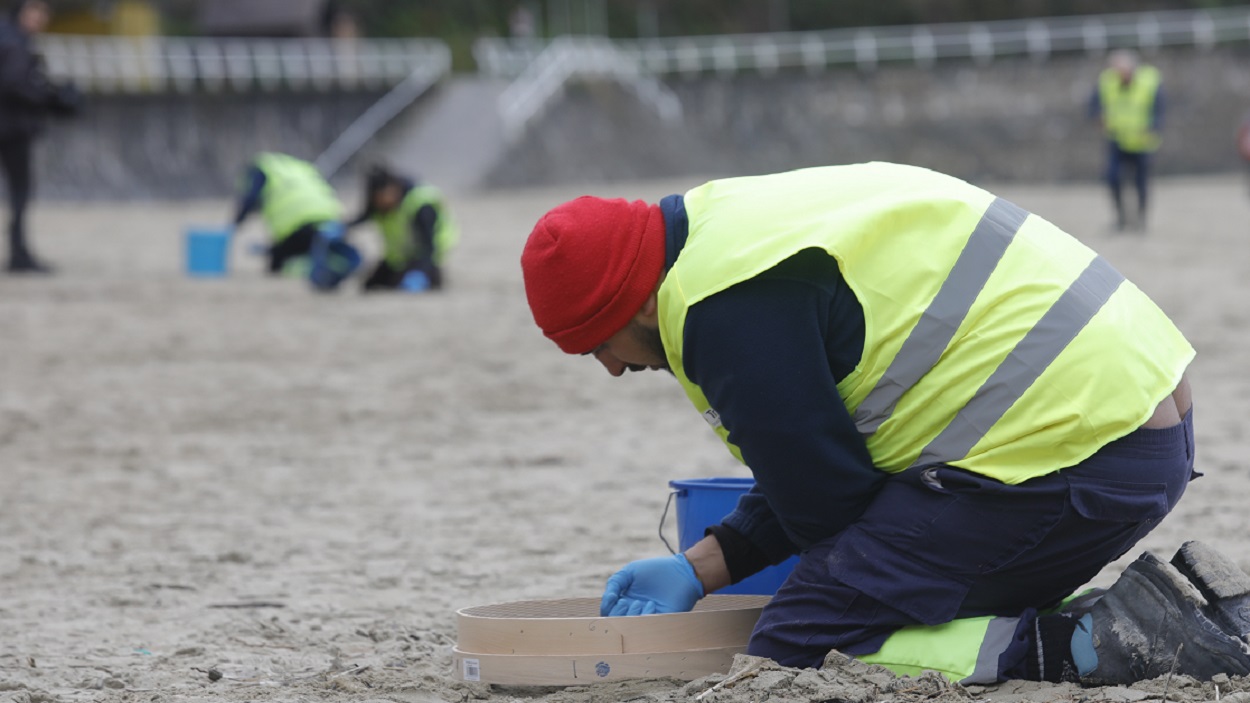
[666,477,800,596]
[184,227,230,277]
[309,240,362,290]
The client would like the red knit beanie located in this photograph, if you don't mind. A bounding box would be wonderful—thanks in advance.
[521,196,666,354]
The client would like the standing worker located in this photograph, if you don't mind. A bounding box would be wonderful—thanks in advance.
[231,151,358,290]
[1090,49,1163,232]
[349,165,457,293]
[520,162,1250,686]
[0,0,81,274]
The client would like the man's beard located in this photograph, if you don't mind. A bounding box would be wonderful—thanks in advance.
[628,321,672,375]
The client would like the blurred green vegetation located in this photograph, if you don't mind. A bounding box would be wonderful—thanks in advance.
[58,0,1250,71]
[334,0,1250,39]
[330,0,1250,70]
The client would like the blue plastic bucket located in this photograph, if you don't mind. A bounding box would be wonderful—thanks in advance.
[667,477,799,596]
[308,240,362,290]
[184,227,230,277]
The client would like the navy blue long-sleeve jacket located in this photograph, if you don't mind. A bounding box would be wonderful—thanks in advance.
[0,21,70,139]
[660,196,885,583]
[233,165,267,226]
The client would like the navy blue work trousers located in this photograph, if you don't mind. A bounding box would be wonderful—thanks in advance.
[1106,142,1152,220]
[748,410,1196,671]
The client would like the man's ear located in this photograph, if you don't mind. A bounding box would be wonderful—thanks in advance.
[635,292,659,326]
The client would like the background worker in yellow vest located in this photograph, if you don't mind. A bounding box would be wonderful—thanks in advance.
[348,166,457,293]
[1090,49,1163,232]
[231,152,360,290]
[520,162,1250,686]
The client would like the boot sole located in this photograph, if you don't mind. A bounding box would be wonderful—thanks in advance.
[1172,541,1250,641]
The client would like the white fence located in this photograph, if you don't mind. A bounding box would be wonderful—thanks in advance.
[497,36,681,141]
[39,35,451,93]
[475,6,1250,78]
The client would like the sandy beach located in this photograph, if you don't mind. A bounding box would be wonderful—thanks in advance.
[3,173,1250,703]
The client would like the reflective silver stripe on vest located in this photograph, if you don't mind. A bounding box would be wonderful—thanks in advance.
[911,255,1125,468]
[855,197,1030,434]
[962,616,1020,685]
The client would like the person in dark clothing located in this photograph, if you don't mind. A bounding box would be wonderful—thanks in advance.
[348,166,458,293]
[0,0,80,274]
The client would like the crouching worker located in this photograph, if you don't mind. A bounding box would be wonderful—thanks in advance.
[350,166,457,293]
[232,152,359,290]
[520,162,1250,686]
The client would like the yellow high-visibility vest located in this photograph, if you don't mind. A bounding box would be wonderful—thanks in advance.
[373,185,458,269]
[658,163,1192,483]
[253,153,342,241]
[1098,65,1161,153]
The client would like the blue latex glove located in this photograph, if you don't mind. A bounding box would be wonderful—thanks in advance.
[401,270,431,292]
[600,553,704,617]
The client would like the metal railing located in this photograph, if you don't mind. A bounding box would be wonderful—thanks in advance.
[39,35,451,93]
[496,36,681,142]
[474,6,1250,77]
[314,59,449,178]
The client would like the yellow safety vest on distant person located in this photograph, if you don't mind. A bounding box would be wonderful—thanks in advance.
[253,153,343,241]
[657,162,1193,483]
[374,185,459,269]
[1098,65,1161,153]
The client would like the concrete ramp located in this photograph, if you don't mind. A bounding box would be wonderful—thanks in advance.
[364,77,510,194]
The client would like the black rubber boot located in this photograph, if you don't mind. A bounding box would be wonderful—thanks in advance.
[6,251,53,274]
[1078,548,1250,685]
[7,225,53,274]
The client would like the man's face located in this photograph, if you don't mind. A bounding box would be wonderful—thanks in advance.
[588,319,669,377]
[371,183,403,212]
[19,2,50,34]
[1109,54,1135,85]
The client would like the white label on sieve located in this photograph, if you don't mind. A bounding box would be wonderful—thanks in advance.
[703,409,722,429]
[462,658,481,682]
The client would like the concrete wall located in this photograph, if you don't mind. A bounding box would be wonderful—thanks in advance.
[29,45,1250,200]
[36,91,387,200]
[486,46,1250,188]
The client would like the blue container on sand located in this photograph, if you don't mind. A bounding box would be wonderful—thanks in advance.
[184,227,230,277]
[667,477,800,596]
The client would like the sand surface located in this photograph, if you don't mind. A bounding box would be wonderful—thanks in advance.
[3,174,1250,703]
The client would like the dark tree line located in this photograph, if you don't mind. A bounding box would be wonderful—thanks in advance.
[332,0,1249,39]
[56,0,1250,39]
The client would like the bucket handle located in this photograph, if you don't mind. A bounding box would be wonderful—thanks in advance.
[658,490,679,555]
